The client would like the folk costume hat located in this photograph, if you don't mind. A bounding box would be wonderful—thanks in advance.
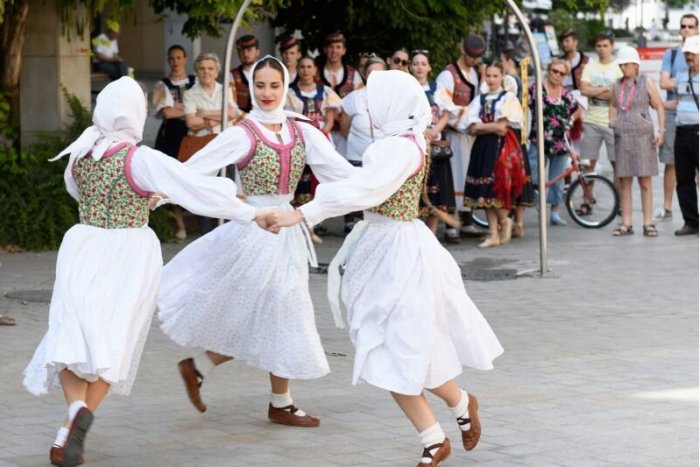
[365,70,432,154]
[236,34,259,49]
[280,36,300,52]
[246,55,309,125]
[51,76,145,164]
[463,34,486,58]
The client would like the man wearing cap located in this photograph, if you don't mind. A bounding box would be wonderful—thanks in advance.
[579,31,622,198]
[318,32,362,156]
[435,34,487,239]
[230,34,260,113]
[656,14,699,222]
[558,28,589,92]
[666,34,700,236]
[92,22,130,80]
[280,36,302,86]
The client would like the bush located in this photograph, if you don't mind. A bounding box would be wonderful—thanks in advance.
[0,90,174,251]
[548,10,610,49]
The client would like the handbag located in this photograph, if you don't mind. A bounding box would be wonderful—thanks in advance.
[429,139,453,161]
[177,133,216,162]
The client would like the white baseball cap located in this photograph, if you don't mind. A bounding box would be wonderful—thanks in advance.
[616,46,641,66]
[683,34,700,55]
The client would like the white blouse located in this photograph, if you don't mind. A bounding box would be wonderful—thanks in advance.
[466,91,523,130]
[64,146,256,222]
[299,137,421,227]
[184,118,356,186]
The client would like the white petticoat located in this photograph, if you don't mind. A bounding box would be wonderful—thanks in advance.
[23,224,162,396]
[158,195,330,380]
[332,212,503,396]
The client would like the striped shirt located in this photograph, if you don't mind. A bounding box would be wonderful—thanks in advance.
[675,71,699,126]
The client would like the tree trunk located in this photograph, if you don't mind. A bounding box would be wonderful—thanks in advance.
[0,0,30,151]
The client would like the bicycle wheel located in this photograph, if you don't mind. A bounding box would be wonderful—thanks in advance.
[565,174,619,228]
[471,209,489,228]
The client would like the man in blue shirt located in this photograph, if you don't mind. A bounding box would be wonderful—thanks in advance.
[667,34,700,236]
[656,14,698,221]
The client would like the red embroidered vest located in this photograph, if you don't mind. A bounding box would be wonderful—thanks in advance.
[445,63,477,106]
[231,66,252,112]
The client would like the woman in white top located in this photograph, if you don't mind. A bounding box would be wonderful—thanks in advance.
[266,70,503,467]
[337,56,387,232]
[23,77,263,467]
[158,57,355,426]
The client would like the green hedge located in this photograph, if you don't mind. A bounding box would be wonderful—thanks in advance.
[0,90,174,251]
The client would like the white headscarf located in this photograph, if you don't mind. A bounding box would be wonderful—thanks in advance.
[50,76,146,164]
[246,55,308,125]
[365,70,431,153]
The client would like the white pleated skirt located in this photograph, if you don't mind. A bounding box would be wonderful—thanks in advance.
[334,212,503,396]
[23,224,162,396]
[158,195,329,380]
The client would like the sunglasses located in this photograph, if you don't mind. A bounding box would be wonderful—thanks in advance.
[598,30,615,39]
[391,56,410,67]
[681,24,697,29]
[359,52,378,58]
[549,69,567,77]
[411,49,430,56]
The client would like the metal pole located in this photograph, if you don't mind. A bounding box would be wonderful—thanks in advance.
[504,0,550,276]
[215,0,252,225]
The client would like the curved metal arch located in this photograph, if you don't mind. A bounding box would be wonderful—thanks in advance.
[220,0,549,276]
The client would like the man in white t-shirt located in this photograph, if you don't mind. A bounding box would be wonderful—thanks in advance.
[579,31,622,194]
[92,24,130,80]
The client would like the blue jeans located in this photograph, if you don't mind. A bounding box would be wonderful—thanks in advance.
[528,144,569,206]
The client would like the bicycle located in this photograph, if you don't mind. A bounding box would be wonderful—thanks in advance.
[471,132,619,229]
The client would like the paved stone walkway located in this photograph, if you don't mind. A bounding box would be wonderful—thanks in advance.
[1,179,697,466]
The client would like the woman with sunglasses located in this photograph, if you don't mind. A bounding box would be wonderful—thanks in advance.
[387,48,410,72]
[410,50,458,243]
[527,59,582,227]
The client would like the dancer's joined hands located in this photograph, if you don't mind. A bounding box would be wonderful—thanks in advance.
[254,209,305,234]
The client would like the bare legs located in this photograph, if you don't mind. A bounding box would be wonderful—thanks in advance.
[205,350,233,366]
[59,369,109,427]
[662,165,676,213]
[269,372,289,395]
[616,176,653,228]
[639,176,653,226]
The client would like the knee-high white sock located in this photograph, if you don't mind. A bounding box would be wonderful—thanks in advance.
[53,426,70,447]
[193,352,216,379]
[67,400,87,423]
[448,389,471,431]
[270,391,306,416]
[418,423,446,464]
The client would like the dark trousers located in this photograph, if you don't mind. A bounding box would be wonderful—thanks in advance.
[674,125,699,228]
[93,61,128,81]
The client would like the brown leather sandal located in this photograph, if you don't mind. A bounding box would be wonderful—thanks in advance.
[416,437,451,466]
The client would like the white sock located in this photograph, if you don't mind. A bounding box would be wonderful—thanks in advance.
[445,228,458,237]
[418,423,446,464]
[53,426,69,447]
[449,389,471,431]
[193,352,216,379]
[67,400,87,423]
[270,391,306,416]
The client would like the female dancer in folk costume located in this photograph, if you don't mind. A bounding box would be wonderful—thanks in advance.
[267,70,504,466]
[157,56,355,426]
[464,62,526,248]
[22,77,265,467]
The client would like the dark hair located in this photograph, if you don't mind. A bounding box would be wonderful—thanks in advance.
[594,30,615,45]
[501,49,521,65]
[167,44,187,57]
[253,57,285,81]
[299,56,316,66]
[410,49,430,61]
[681,13,699,28]
[485,60,505,74]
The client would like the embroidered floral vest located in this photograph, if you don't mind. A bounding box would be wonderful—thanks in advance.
[368,136,428,221]
[237,118,306,195]
[446,63,478,106]
[72,144,150,229]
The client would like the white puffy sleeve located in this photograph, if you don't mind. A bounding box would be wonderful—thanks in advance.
[466,97,484,129]
[184,125,253,176]
[299,122,357,183]
[64,164,79,201]
[299,137,421,227]
[496,92,524,129]
[151,80,174,118]
[130,146,256,222]
[322,87,342,112]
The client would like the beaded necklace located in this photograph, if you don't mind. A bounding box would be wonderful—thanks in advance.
[617,78,637,112]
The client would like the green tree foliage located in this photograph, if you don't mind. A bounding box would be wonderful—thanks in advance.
[271,0,502,71]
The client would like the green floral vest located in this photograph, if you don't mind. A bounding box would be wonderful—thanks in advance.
[72,143,150,228]
[368,137,428,221]
[237,118,306,195]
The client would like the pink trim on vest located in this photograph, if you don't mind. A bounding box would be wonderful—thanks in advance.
[125,146,152,198]
[102,142,129,159]
[398,133,424,178]
[292,119,307,147]
[237,121,258,170]
[247,119,297,151]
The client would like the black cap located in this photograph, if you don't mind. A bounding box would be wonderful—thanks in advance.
[236,35,259,49]
[463,34,486,58]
